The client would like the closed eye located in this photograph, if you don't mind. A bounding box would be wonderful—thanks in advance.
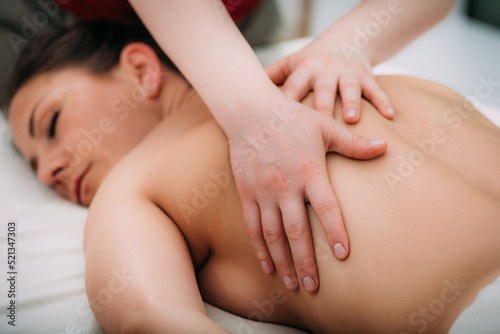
[47,110,60,138]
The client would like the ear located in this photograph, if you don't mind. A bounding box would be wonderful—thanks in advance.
[118,42,163,98]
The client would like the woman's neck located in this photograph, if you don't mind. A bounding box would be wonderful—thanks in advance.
[155,70,213,139]
[158,71,203,120]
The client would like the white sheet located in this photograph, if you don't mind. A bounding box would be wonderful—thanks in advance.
[450,275,500,334]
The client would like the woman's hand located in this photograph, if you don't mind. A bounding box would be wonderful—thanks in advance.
[265,40,395,122]
[228,93,387,293]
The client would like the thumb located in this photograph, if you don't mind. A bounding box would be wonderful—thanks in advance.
[264,57,291,85]
[322,119,387,159]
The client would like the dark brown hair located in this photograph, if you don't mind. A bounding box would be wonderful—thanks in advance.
[2,20,177,114]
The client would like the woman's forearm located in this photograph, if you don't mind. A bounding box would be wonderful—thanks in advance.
[318,0,454,65]
[127,0,279,131]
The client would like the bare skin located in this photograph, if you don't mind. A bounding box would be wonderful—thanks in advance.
[9,48,500,333]
[129,0,454,289]
[87,76,500,334]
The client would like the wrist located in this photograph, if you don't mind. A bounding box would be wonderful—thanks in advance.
[318,3,386,66]
[213,82,284,137]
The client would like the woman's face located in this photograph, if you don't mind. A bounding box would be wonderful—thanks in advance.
[9,67,161,206]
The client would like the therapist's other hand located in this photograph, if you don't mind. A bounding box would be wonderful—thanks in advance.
[229,93,387,293]
[265,41,395,122]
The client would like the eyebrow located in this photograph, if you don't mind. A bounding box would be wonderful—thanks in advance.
[29,94,48,138]
[27,94,49,173]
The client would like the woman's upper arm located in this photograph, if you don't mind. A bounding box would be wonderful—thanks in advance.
[84,195,226,333]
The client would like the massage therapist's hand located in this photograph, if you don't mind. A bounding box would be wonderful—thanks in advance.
[265,42,395,123]
[264,0,455,121]
[228,92,387,293]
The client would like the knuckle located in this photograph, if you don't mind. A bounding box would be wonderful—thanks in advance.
[263,229,282,243]
[271,172,290,192]
[350,134,362,147]
[274,260,294,272]
[285,223,307,241]
[251,179,270,195]
[335,133,359,158]
[340,80,358,91]
[360,76,376,87]
[300,56,318,69]
[343,134,364,156]
[245,225,262,239]
[299,162,321,183]
[239,190,253,202]
[315,82,333,92]
[296,257,317,274]
[315,198,338,215]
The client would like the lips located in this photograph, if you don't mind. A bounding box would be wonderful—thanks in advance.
[73,164,91,205]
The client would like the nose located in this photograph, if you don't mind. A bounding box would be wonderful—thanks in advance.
[36,145,68,186]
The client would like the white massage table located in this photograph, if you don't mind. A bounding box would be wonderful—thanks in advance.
[1,38,499,333]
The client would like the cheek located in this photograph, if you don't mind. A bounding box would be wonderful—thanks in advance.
[85,124,132,166]
[66,95,121,153]
[60,116,88,147]
[59,113,111,166]
[70,81,155,163]
[100,81,138,118]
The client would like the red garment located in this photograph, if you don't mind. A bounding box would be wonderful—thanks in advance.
[223,0,263,22]
[52,0,263,23]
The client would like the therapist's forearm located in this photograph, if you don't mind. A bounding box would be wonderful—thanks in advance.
[127,0,279,130]
[319,0,454,65]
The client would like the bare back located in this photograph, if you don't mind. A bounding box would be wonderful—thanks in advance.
[85,76,500,333]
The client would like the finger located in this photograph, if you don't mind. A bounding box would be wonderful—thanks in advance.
[260,203,298,291]
[361,78,394,119]
[265,57,290,86]
[323,119,388,159]
[305,173,349,261]
[243,200,275,274]
[313,76,338,117]
[281,66,314,102]
[281,197,318,293]
[338,74,362,124]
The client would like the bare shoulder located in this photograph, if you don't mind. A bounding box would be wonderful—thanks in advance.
[84,117,230,257]
[83,155,151,252]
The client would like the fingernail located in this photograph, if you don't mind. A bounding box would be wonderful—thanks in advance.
[346,108,357,119]
[386,107,394,116]
[334,243,346,259]
[283,276,295,290]
[369,139,385,146]
[260,261,272,274]
[303,277,316,292]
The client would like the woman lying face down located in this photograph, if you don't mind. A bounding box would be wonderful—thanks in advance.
[6,21,500,333]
